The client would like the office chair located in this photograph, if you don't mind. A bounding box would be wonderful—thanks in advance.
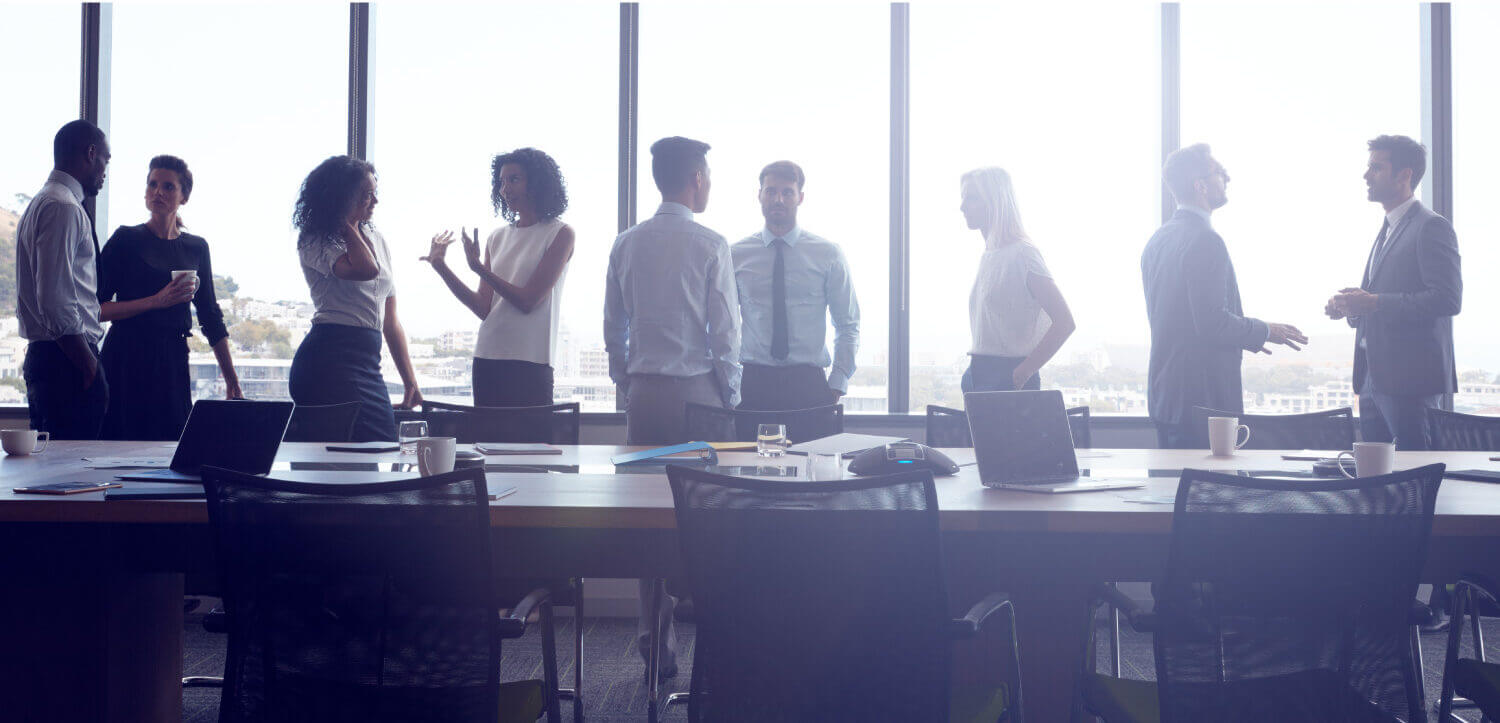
[283,401,362,443]
[925,403,1092,448]
[1438,573,1500,722]
[1428,409,1500,452]
[417,400,581,445]
[1190,406,1356,451]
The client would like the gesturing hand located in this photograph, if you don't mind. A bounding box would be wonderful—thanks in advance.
[461,227,483,271]
[1263,322,1309,353]
[420,230,455,265]
[1332,288,1378,317]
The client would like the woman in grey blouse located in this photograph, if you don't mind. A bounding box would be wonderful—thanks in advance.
[287,156,422,441]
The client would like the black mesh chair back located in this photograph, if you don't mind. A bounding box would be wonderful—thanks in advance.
[1153,465,1444,723]
[666,467,950,722]
[1427,409,1500,451]
[682,402,843,444]
[283,402,362,443]
[417,401,581,445]
[925,403,1091,448]
[202,466,501,723]
[1192,406,1356,451]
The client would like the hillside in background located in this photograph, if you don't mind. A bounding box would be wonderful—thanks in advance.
[0,207,17,315]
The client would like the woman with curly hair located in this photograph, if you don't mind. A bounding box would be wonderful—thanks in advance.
[423,147,574,406]
[289,155,421,441]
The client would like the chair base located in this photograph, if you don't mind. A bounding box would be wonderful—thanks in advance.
[181,676,224,688]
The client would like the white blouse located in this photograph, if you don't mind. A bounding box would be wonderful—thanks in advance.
[968,240,1052,358]
[473,219,568,365]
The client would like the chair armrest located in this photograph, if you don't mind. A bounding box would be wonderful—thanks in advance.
[1457,573,1500,610]
[950,592,1014,640]
[1092,582,1158,633]
[498,586,552,638]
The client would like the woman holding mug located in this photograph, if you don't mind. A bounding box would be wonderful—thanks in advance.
[97,154,241,440]
[959,166,1076,392]
[288,155,421,442]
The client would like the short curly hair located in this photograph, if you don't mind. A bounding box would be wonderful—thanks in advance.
[491,148,568,223]
[293,155,376,244]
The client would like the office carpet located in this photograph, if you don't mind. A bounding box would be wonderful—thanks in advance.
[183,613,1500,721]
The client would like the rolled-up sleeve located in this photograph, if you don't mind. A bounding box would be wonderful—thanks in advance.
[825,247,859,393]
[706,242,743,407]
[30,202,89,338]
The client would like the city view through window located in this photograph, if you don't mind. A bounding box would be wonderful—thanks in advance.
[2,3,1497,417]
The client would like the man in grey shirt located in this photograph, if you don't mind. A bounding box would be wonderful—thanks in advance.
[603,136,740,678]
[731,160,859,410]
[16,120,112,439]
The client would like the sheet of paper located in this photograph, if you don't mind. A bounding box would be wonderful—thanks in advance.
[82,457,172,469]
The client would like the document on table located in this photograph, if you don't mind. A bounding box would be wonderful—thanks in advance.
[82,457,172,469]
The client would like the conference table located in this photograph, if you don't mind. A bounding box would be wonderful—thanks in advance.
[4,442,1500,722]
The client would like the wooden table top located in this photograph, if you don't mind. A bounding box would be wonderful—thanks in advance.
[2,442,1498,534]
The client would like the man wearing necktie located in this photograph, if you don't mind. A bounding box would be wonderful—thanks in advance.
[1327,135,1461,451]
[15,120,112,440]
[730,161,859,410]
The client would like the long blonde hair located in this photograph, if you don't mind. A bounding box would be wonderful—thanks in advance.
[961,167,1030,248]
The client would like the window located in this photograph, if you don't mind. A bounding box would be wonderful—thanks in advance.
[638,1,890,411]
[1181,2,1421,414]
[0,5,81,403]
[106,3,347,400]
[1452,2,1500,411]
[370,2,618,409]
[908,2,1159,413]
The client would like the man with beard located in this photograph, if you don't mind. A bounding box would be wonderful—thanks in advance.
[730,161,859,410]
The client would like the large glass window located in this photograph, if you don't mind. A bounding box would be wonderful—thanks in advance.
[0,5,81,403]
[107,3,346,400]
[370,2,617,409]
[638,1,890,411]
[1181,2,1420,415]
[909,2,1159,413]
[1452,2,1500,411]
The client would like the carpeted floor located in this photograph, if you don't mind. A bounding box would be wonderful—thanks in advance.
[183,611,1500,721]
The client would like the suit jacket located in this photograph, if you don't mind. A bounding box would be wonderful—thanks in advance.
[1141,209,1269,425]
[1351,200,1461,396]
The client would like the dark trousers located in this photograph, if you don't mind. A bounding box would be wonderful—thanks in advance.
[1154,421,1198,450]
[472,358,554,407]
[738,363,835,410]
[625,372,723,445]
[963,354,1041,393]
[23,340,109,440]
[1358,392,1448,451]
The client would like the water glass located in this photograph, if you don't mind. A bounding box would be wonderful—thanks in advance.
[757,423,788,457]
[398,420,428,455]
[810,453,841,481]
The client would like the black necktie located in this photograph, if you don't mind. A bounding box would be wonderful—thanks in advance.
[771,238,789,361]
[1365,220,1390,283]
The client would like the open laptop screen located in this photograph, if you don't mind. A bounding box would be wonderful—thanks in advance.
[169,400,295,475]
[963,390,1079,485]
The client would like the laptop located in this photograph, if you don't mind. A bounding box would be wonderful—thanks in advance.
[964,390,1145,494]
[115,400,295,483]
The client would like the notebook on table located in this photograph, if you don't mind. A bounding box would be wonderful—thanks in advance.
[965,390,1145,494]
[115,400,294,483]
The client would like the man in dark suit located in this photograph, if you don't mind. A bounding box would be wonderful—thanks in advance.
[1327,135,1461,451]
[1142,144,1307,448]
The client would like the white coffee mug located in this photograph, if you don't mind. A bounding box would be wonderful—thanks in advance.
[416,436,457,477]
[1,429,49,456]
[1337,442,1396,478]
[809,453,842,481]
[1206,416,1251,456]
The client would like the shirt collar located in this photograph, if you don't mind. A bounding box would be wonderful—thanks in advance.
[655,201,694,220]
[759,225,802,247]
[47,169,85,203]
[1176,203,1212,224]
[1385,196,1418,229]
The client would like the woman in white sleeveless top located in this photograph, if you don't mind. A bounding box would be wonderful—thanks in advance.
[960,167,1076,392]
[423,148,574,406]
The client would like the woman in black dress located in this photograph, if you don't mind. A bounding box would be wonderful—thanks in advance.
[97,155,242,440]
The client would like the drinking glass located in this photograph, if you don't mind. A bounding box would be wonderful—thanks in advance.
[757,423,788,457]
[398,420,428,455]
[810,453,841,481]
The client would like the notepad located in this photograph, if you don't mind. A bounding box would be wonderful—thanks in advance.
[476,443,562,455]
[326,443,401,453]
[787,433,908,459]
[14,481,122,495]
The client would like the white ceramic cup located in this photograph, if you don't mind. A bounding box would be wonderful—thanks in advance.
[416,436,457,477]
[1206,416,1251,456]
[809,453,842,481]
[1337,442,1396,478]
[1,429,49,456]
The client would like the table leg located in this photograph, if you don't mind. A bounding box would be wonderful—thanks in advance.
[1009,580,1096,723]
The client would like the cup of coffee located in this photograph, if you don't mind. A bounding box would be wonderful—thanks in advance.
[416,436,457,477]
[1206,416,1251,456]
[1,429,49,456]
[1337,442,1395,478]
[171,269,198,293]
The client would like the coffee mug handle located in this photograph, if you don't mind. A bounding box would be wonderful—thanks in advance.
[1336,450,1357,479]
[1235,425,1250,450]
[33,432,48,454]
[420,447,431,476]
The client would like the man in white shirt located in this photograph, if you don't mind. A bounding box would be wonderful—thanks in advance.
[603,135,741,678]
[731,161,859,410]
[16,120,112,439]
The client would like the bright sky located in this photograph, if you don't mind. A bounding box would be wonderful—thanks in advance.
[3,0,1497,381]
